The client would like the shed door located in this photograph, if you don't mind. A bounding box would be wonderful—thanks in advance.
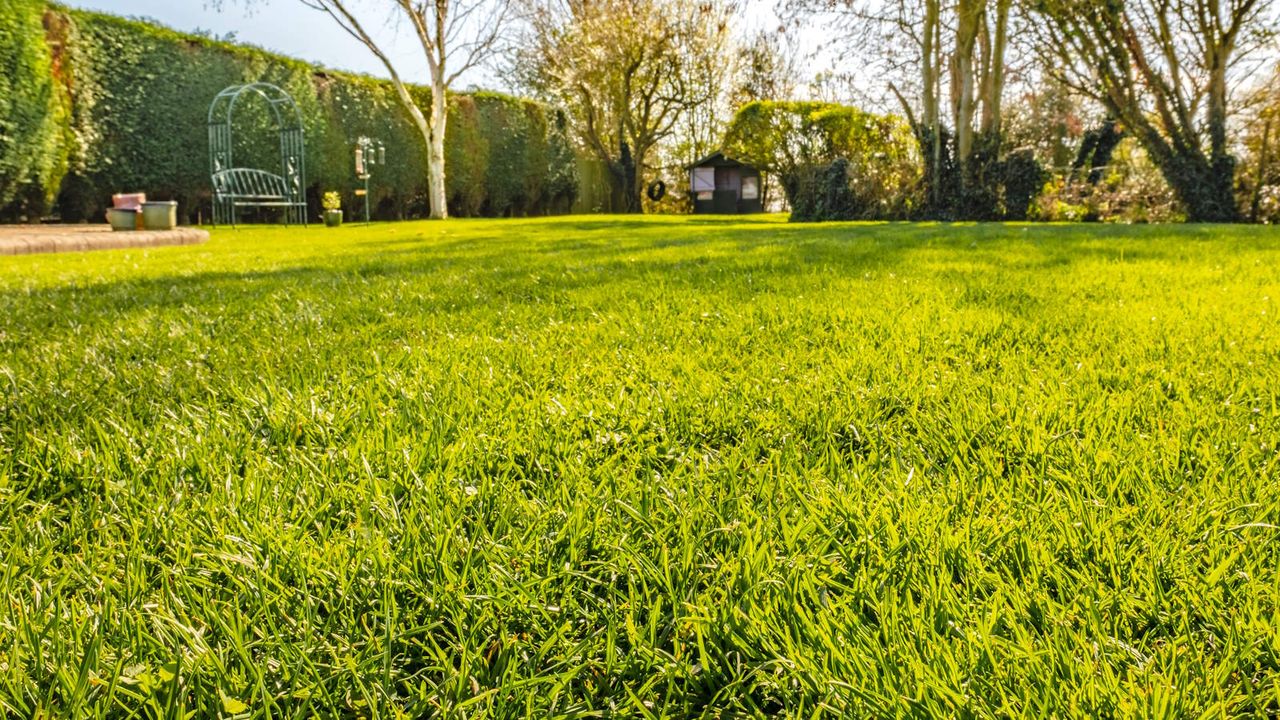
[716,167,740,195]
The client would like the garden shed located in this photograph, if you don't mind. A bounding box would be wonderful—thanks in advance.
[687,151,763,214]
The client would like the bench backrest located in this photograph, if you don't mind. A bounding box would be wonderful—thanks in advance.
[212,168,291,199]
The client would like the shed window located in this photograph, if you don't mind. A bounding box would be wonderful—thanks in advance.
[741,176,759,200]
[692,167,716,192]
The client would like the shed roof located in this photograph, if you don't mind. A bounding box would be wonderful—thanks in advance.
[685,151,754,170]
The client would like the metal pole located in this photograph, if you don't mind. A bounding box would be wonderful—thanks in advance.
[354,136,385,226]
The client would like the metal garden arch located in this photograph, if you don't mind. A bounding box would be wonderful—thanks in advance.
[208,82,307,226]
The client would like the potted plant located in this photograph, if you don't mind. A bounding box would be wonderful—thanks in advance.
[106,192,146,231]
[106,208,139,232]
[322,192,343,227]
[142,200,178,230]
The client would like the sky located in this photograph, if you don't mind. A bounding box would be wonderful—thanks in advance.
[63,0,800,96]
[61,0,486,88]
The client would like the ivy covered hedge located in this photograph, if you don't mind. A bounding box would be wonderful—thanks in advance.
[0,0,71,221]
[3,5,577,222]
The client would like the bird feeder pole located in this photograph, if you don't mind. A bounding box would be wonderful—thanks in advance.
[355,136,385,225]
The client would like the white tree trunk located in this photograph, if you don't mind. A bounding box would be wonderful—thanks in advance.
[954,0,982,184]
[922,0,939,130]
[428,85,449,220]
[981,0,1011,137]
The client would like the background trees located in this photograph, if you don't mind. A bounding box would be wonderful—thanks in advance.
[1240,67,1280,222]
[512,0,736,212]
[1032,0,1277,222]
[783,0,1023,218]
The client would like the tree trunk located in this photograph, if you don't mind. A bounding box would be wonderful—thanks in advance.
[614,141,641,213]
[953,0,981,173]
[1161,154,1238,222]
[428,83,449,220]
[980,0,1010,137]
[921,0,939,130]
[922,0,941,208]
[1251,116,1271,223]
[1207,44,1231,160]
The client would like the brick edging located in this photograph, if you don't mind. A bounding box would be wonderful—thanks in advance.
[0,228,210,256]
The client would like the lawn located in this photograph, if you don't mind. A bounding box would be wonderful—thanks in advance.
[1,215,1278,718]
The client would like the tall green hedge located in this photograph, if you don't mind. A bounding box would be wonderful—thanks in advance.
[4,5,578,223]
[0,1,71,221]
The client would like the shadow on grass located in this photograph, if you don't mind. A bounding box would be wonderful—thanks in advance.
[2,219,1258,341]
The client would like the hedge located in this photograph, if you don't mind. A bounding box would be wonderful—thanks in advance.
[724,101,920,221]
[3,5,577,223]
[0,0,71,221]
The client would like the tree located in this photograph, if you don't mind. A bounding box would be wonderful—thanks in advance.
[731,28,800,107]
[1239,65,1280,221]
[1033,0,1276,221]
[513,0,734,212]
[655,0,742,185]
[785,0,1018,217]
[224,0,510,219]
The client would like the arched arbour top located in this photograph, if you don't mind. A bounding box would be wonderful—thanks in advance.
[208,82,307,224]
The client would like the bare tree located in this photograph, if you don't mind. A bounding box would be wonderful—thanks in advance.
[671,7,740,168]
[279,0,510,219]
[1033,0,1277,221]
[731,28,801,107]
[513,0,734,212]
[785,0,1020,214]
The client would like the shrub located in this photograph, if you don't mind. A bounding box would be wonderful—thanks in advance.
[1032,140,1184,223]
[785,159,862,222]
[724,101,919,222]
[1000,150,1047,221]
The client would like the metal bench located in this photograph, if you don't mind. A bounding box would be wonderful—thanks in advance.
[212,168,307,227]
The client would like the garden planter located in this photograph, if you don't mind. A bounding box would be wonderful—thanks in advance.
[142,201,178,230]
[324,210,343,227]
[106,208,139,232]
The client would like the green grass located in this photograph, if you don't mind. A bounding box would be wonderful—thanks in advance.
[1,215,1279,718]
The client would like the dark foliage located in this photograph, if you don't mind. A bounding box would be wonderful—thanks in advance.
[786,159,862,222]
[1072,118,1125,185]
[1000,150,1047,221]
[916,129,1046,221]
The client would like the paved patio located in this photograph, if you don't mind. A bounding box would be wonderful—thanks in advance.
[0,225,209,256]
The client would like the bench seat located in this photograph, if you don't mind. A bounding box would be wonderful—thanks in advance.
[212,168,307,227]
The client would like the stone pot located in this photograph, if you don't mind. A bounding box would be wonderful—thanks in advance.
[106,208,138,232]
[324,209,343,228]
[142,201,178,230]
